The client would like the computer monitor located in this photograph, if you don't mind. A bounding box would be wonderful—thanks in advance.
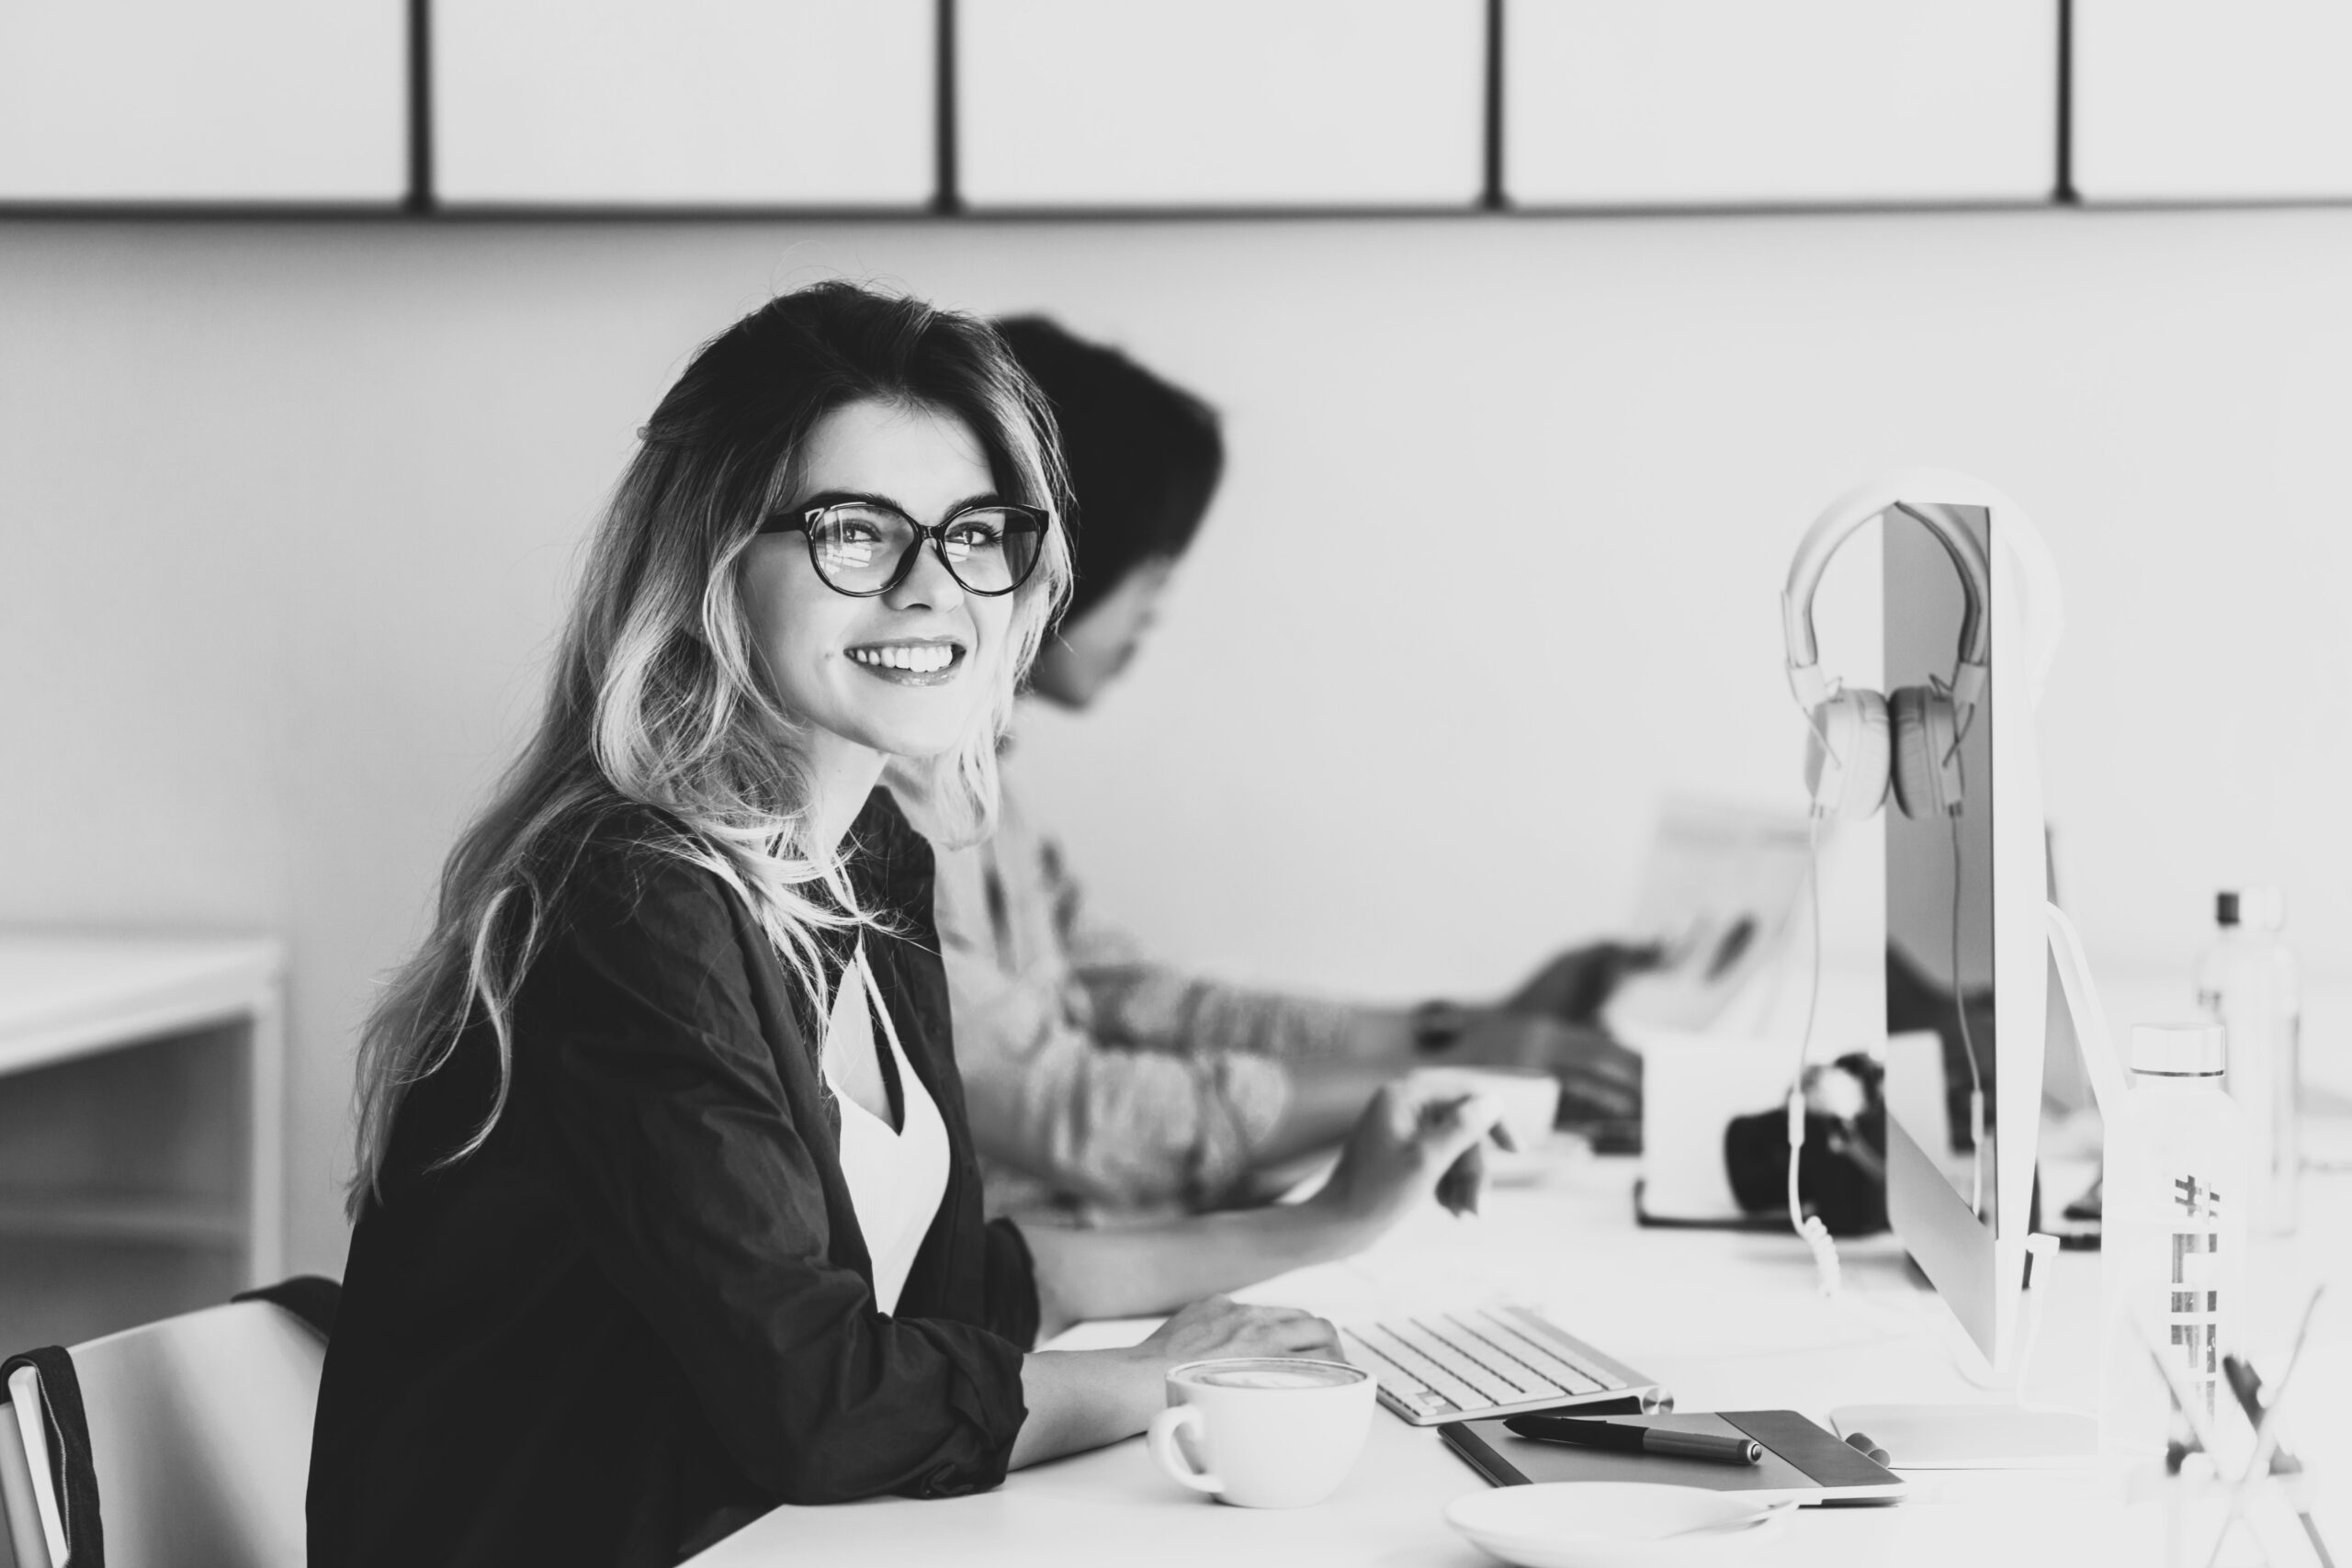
[1795,473,2104,1464]
[1874,493,2047,1379]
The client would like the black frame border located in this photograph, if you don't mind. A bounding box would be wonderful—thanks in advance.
[5,0,2347,223]
[406,0,434,212]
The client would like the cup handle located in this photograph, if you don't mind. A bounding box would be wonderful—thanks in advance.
[1146,1405,1223,1495]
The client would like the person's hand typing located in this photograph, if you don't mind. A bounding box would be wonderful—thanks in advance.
[1444,1013,1643,1123]
[1505,941,1663,1025]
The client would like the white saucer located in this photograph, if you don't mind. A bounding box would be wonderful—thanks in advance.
[1444,1483,1791,1567]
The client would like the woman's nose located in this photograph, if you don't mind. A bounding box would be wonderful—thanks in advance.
[885,536,961,609]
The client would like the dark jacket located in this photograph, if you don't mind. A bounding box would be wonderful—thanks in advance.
[309,791,1039,1568]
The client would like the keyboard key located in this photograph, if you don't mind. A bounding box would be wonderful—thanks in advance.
[1458,1310,1608,1396]
[1338,1332,1418,1391]
[1452,1320,1580,1399]
[1385,1317,1558,1405]
[1426,1316,1563,1401]
[1338,1330,1438,1404]
[1487,1310,1615,1390]
[1440,1313,1573,1392]
[1349,1324,1486,1412]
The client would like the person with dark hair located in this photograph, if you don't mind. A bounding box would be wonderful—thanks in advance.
[309,283,1508,1567]
[936,317,1649,1224]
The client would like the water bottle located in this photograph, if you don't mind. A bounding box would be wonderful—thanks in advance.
[2196,887,2302,1234]
[2100,1022,2249,1457]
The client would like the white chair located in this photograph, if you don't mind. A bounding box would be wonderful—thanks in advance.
[1,1295,326,1568]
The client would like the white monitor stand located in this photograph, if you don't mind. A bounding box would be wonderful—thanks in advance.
[1828,905,2129,1469]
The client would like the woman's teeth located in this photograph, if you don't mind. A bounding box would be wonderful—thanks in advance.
[849,643,957,673]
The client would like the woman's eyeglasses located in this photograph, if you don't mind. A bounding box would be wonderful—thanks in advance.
[760,499,1048,599]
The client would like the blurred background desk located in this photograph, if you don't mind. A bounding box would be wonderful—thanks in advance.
[0,931,285,1349]
[691,1144,2350,1568]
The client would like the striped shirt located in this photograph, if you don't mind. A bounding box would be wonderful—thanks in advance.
[931,782,1361,1223]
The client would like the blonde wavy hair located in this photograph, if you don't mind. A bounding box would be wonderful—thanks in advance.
[346,281,1071,1213]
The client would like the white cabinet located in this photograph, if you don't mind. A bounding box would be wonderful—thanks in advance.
[434,0,935,208]
[1505,0,2057,207]
[0,0,405,202]
[957,0,1486,209]
[0,934,284,1349]
[2074,0,2352,202]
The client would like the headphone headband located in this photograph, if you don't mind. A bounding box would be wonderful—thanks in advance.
[1781,468,2006,712]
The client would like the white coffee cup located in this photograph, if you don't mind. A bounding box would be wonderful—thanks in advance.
[1145,1358,1376,1508]
[1406,1066,1561,1154]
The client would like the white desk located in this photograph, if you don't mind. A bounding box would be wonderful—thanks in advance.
[694,1145,2350,1568]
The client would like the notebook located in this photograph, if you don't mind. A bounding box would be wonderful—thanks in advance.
[1440,1409,1907,1506]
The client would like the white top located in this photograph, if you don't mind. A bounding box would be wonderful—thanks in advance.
[821,941,949,1317]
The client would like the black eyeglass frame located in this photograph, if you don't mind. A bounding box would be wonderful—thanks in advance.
[758,497,1052,599]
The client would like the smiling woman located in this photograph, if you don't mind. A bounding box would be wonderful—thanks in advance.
[308,281,1502,1568]
[741,400,1035,783]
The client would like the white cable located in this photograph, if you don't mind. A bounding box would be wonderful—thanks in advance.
[1949,814,1987,1220]
[1787,813,1840,1295]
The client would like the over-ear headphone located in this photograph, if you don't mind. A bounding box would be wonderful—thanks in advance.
[1781,474,1997,822]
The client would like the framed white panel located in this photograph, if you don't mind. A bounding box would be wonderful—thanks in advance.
[959,0,1485,209]
[436,0,933,207]
[0,0,405,202]
[1506,0,2057,207]
[2075,1,2352,202]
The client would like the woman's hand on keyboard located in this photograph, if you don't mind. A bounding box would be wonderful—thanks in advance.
[1136,1295,1345,1369]
[1016,1297,1346,1468]
[1309,1080,1506,1235]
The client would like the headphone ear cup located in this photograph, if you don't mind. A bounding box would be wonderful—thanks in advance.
[1890,685,1963,818]
[1804,690,1890,820]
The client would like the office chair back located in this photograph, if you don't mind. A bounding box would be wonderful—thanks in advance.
[1,1288,330,1568]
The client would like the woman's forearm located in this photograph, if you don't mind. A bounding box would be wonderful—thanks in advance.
[1008,1348,1160,1469]
[1245,1056,1397,1170]
[1019,1198,1376,1332]
[1238,1010,1422,1173]
[1010,1294,1356,1470]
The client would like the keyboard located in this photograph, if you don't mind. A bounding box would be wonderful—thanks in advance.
[1340,1304,1670,1427]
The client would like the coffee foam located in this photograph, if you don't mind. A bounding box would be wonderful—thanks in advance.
[1175,1360,1363,1392]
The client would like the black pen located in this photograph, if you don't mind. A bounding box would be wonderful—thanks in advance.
[2221,1354,2336,1568]
[1505,1415,1761,1466]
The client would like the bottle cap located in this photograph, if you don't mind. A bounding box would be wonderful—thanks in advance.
[2216,887,2286,930]
[2132,1021,2226,1077]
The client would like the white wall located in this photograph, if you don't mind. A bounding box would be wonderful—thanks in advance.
[3,210,2346,1274]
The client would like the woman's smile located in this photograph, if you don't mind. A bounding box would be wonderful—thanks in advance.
[845,637,967,685]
